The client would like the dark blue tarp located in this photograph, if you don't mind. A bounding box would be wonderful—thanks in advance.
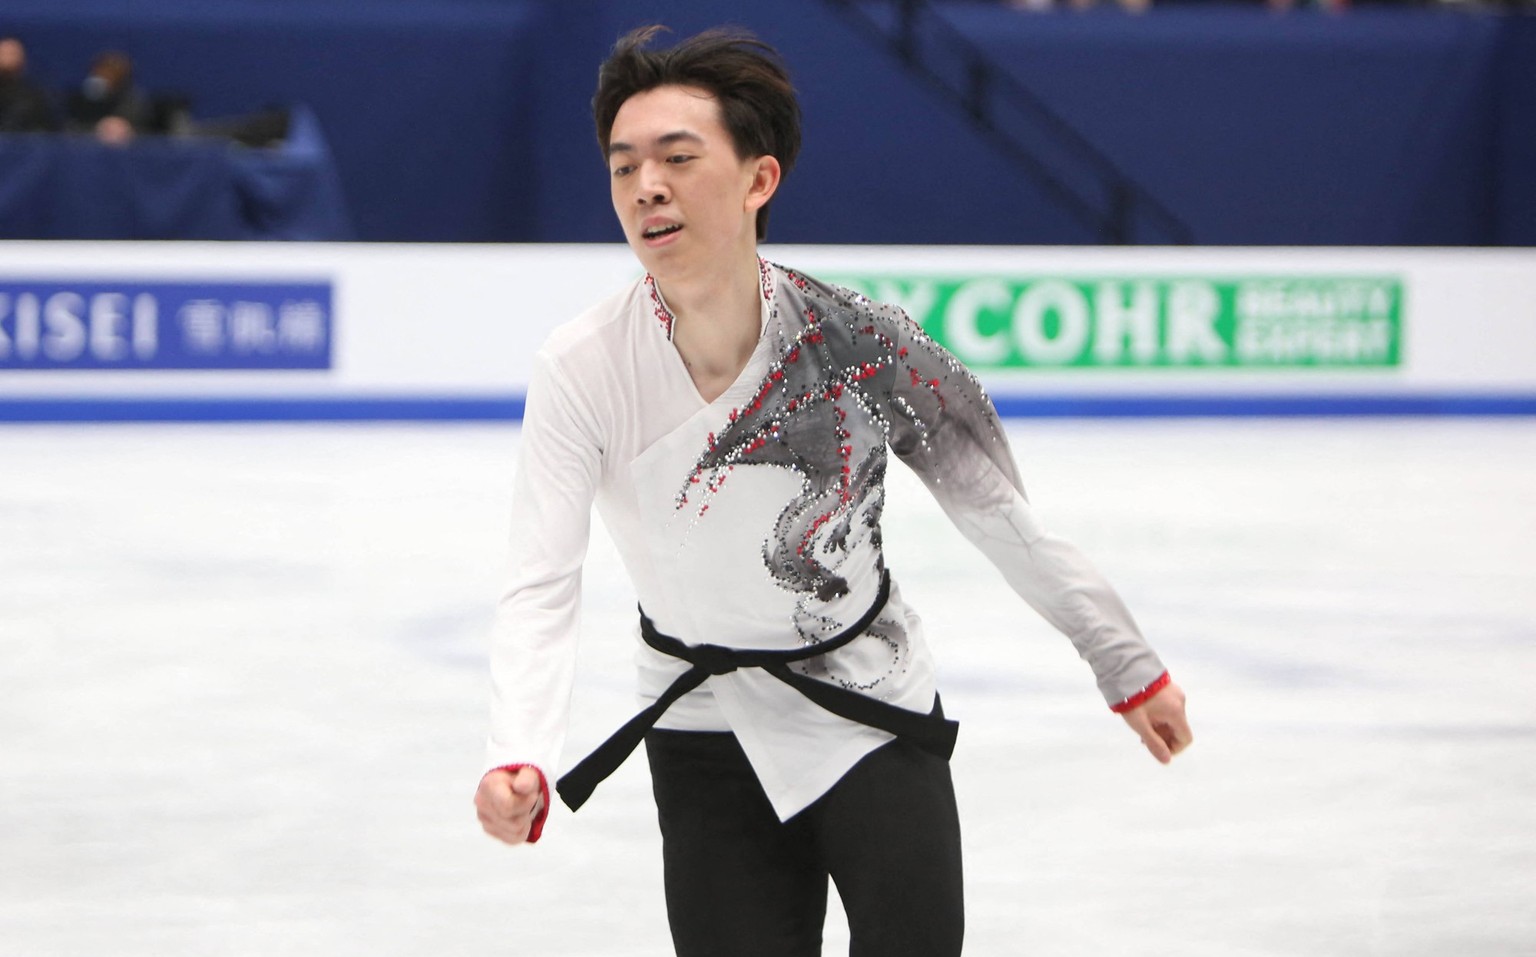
[0,106,352,239]
[2,0,1531,245]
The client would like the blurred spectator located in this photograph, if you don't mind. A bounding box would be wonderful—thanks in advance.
[0,36,58,132]
[1007,0,1152,12]
[66,51,155,143]
[191,107,291,148]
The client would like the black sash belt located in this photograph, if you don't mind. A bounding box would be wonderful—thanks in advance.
[555,569,960,812]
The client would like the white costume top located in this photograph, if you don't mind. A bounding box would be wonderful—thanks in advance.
[485,260,1166,821]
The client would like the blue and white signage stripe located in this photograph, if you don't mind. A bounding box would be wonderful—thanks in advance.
[0,281,333,371]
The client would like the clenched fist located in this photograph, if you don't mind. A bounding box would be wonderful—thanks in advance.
[475,766,547,845]
[1120,681,1193,764]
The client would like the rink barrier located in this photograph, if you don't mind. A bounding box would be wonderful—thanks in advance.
[4,243,1535,420]
[4,393,1534,423]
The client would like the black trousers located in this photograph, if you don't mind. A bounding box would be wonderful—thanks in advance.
[645,729,965,957]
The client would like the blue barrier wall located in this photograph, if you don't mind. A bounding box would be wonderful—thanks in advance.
[945,6,1510,246]
[1495,15,1536,245]
[5,0,549,242]
[4,0,1532,245]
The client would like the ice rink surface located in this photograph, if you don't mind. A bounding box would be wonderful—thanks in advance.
[2,417,1533,956]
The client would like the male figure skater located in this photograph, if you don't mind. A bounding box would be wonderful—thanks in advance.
[476,26,1192,956]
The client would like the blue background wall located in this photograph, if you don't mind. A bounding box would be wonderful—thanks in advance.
[4,0,1532,245]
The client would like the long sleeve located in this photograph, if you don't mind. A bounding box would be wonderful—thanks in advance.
[484,351,604,782]
[881,311,1167,706]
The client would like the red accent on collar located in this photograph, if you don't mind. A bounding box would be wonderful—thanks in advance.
[646,258,775,340]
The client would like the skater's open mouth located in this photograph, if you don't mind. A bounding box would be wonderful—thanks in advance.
[643,223,683,240]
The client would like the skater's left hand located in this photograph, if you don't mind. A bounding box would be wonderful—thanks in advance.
[1120,681,1192,764]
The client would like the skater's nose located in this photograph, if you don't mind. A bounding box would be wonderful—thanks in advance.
[635,161,671,206]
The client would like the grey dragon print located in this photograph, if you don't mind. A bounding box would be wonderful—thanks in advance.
[673,265,1019,655]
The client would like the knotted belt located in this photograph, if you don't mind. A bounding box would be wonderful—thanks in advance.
[556,569,960,811]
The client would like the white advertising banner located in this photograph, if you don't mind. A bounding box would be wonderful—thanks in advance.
[2,242,1533,418]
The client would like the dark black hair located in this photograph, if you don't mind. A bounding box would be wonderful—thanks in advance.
[593,25,802,240]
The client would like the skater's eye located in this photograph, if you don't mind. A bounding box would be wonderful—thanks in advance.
[611,164,635,178]
[666,154,694,165]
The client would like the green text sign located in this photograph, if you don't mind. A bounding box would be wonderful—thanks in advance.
[830,275,1403,370]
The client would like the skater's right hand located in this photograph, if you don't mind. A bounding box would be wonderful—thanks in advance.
[475,765,547,845]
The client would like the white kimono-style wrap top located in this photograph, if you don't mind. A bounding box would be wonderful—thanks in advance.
[485,261,1166,821]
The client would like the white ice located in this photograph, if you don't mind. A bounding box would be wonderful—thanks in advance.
[2,418,1533,956]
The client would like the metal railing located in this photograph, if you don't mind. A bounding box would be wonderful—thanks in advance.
[822,0,1194,244]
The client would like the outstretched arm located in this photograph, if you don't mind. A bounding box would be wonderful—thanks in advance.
[480,352,603,842]
[877,307,1169,709]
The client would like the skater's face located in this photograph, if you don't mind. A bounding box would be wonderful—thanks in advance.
[606,84,780,280]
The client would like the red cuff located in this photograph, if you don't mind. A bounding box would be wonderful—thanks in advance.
[1109,671,1171,714]
[493,764,551,843]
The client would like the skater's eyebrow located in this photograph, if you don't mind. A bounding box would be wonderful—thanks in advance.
[607,130,704,158]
